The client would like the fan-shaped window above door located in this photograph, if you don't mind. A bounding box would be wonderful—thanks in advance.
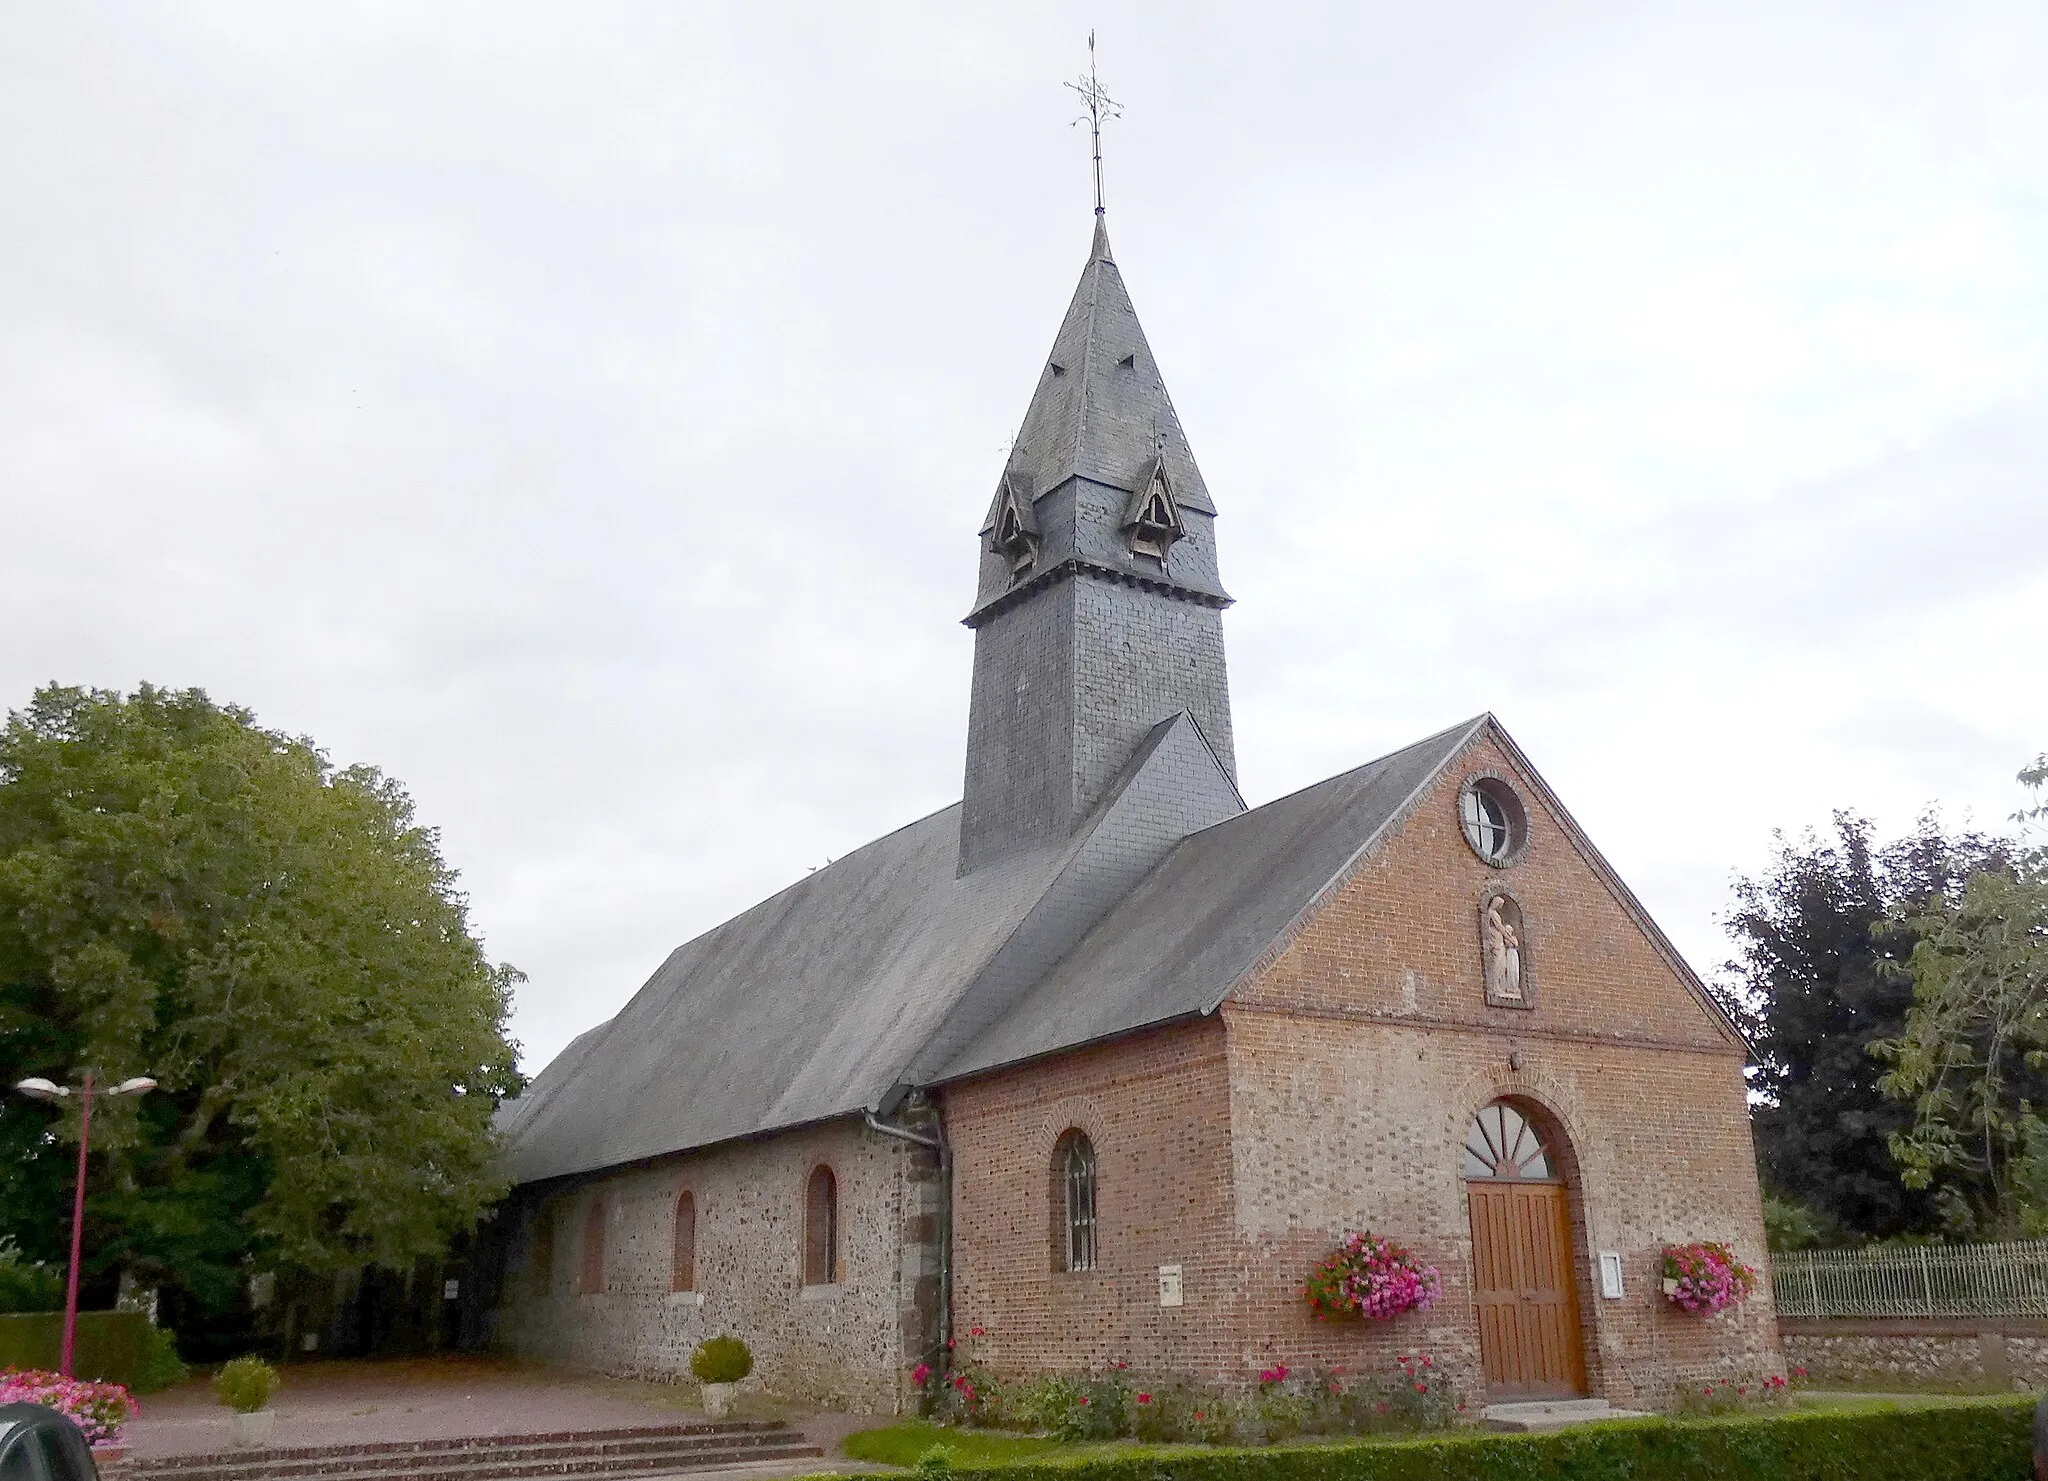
[1462,1101,1554,1181]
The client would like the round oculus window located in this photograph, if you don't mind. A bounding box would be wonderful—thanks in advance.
[1459,776,1527,868]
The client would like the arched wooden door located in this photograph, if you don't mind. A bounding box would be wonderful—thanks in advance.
[1463,1101,1588,1400]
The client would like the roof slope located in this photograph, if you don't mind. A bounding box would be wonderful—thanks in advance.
[498,711,1244,1187]
[931,717,1488,1081]
[498,806,1067,1185]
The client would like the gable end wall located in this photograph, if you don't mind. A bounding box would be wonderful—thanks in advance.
[1221,731,1777,1403]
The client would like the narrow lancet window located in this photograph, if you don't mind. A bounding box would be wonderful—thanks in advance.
[1055,1131,1098,1272]
[672,1189,697,1293]
[804,1165,839,1285]
[579,1197,606,1295]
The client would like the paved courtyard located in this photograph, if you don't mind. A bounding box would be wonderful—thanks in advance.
[123,1355,874,1467]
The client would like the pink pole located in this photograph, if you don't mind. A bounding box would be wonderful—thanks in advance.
[60,1069,92,1378]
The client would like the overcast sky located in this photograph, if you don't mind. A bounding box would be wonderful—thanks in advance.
[5,3,2044,1073]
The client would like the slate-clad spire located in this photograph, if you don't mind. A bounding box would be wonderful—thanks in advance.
[960,220,1236,874]
[970,217,1226,622]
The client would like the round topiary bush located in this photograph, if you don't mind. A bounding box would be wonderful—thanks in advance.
[691,1334,753,1385]
[213,1355,280,1413]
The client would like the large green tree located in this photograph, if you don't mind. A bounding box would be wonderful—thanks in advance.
[1877,759,2048,1238]
[1717,812,2009,1241]
[0,685,521,1341]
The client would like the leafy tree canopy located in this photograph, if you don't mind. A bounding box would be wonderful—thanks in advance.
[0,684,521,1330]
[1877,758,2048,1239]
[1717,810,2009,1241]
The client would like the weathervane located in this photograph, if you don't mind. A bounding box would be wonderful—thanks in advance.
[1065,31,1122,217]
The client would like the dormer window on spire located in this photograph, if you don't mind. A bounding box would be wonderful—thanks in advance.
[1123,461,1184,566]
[992,475,1038,581]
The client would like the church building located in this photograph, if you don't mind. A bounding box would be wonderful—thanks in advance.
[488,211,1779,1413]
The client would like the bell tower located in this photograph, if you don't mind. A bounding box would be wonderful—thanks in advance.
[958,218,1235,873]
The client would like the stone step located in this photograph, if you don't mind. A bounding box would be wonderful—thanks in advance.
[1481,1398,1654,1432]
[125,1449,827,1481]
[126,1424,823,1481]
[131,1423,794,1471]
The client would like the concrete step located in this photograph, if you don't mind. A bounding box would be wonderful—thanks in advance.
[1481,1398,1654,1432]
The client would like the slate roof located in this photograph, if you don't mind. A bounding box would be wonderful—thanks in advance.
[497,715,1489,1188]
[931,717,1488,1082]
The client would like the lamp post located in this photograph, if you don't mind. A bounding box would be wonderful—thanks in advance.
[13,1071,157,1376]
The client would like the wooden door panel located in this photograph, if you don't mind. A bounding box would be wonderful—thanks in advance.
[1467,1180,1587,1399]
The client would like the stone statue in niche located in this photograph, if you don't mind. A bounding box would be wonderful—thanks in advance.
[1481,891,1531,1008]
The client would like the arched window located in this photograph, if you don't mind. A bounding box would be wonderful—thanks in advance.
[1054,1131,1097,1272]
[672,1190,697,1293]
[532,1205,557,1297]
[579,1197,606,1295]
[1462,1101,1555,1181]
[804,1165,838,1286]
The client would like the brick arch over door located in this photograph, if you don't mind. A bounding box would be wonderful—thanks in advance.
[1462,1095,1592,1402]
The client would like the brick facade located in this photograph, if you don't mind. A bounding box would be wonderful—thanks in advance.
[942,731,1779,1409]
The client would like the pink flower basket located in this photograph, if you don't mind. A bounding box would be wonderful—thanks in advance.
[1660,1242,1758,1315]
[0,1368,138,1448]
[1304,1232,1441,1322]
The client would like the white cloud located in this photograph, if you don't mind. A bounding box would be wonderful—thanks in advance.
[3,2,2044,1067]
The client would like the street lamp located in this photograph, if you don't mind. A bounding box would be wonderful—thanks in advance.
[12,1071,157,1376]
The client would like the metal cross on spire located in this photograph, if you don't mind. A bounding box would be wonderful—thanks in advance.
[1065,31,1122,217]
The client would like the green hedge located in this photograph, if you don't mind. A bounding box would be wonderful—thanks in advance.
[0,1311,149,1386]
[829,1397,2035,1481]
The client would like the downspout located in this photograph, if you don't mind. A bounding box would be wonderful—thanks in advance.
[863,1108,952,1365]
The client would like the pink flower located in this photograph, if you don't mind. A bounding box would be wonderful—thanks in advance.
[1136,1392,1152,1405]
[969,1325,985,1337]
[911,1363,930,1387]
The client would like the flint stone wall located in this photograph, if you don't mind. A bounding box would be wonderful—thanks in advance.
[1780,1317,2048,1390]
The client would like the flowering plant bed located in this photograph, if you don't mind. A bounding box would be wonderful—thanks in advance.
[0,1367,138,1447]
[1304,1233,1441,1322]
[1661,1241,1758,1314]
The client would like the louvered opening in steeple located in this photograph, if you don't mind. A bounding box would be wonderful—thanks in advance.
[990,473,1038,580]
[1124,461,1184,565]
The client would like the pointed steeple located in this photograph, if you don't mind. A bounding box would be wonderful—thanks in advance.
[969,218,1228,623]
[960,220,1236,873]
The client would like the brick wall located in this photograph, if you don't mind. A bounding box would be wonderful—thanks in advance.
[945,1017,1245,1382]
[496,1115,937,1412]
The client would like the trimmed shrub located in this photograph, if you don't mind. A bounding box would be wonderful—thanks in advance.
[691,1334,753,1384]
[213,1354,279,1413]
[132,1323,189,1395]
[0,1311,148,1385]
[815,1396,2032,1481]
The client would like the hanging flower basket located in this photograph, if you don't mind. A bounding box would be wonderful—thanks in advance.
[1304,1232,1441,1322]
[1660,1242,1758,1315]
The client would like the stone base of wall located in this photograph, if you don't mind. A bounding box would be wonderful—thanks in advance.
[1780,1317,2048,1390]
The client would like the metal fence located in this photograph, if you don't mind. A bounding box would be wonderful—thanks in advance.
[1771,1239,2048,1319]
